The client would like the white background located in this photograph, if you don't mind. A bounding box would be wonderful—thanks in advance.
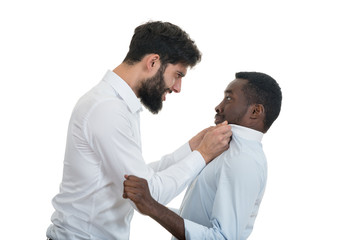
[1,0,359,239]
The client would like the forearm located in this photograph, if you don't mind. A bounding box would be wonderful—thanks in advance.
[148,143,192,172]
[149,201,185,240]
[147,151,204,205]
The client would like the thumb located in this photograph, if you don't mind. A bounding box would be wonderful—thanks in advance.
[221,120,228,125]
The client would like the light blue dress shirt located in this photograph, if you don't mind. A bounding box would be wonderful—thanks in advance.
[175,125,267,240]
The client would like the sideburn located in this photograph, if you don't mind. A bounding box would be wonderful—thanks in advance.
[138,64,167,114]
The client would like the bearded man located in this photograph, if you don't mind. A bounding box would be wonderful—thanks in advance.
[46,21,232,240]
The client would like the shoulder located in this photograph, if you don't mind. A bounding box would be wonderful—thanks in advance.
[220,138,266,181]
[76,91,128,122]
[73,86,134,135]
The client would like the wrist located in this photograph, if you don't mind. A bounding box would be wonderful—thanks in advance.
[148,200,162,218]
[150,200,167,221]
[189,139,195,151]
[196,148,211,164]
[189,137,199,152]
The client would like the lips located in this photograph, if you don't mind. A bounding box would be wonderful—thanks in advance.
[162,91,169,101]
[214,114,224,125]
[162,89,172,101]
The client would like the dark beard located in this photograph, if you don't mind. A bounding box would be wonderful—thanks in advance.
[138,65,167,114]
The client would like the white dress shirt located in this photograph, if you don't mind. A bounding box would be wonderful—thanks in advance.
[174,125,267,240]
[46,70,205,240]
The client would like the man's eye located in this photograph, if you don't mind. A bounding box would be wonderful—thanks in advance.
[176,72,184,78]
[226,96,231,101]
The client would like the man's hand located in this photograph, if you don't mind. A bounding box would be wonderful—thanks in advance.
[123,175,157,216]
[123,175,186,240]
[196,121,232,164]
[189,126,214,151]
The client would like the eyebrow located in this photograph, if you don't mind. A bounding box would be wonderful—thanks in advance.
[224,90,233,94]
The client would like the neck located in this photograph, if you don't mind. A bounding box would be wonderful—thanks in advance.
[239,121,265,134]
[250,124,265,133]
[113,62,143,97]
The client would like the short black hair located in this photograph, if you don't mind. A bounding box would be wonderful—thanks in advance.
[123,21,201,67]
[236,72,282,132]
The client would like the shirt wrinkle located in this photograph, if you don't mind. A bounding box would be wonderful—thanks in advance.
[176,125,267,240]
[102,70,142,114]
[47,70,205,240]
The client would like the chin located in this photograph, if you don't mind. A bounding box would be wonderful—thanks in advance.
[215,120,224,125]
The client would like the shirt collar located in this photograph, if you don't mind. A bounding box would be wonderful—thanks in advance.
[102,70,142,113]
[229,124,263,142]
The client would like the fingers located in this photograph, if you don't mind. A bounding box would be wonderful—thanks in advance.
[124,175,142,181]
[123,191,141,202]
[124,175,139,183]
[196,121,233,163]
[189,125,217,151]
[123,175,148,201]
[210,121,232,142]
[214,121,231,132]
[221,120,228,125]
[223,128,233,140]
[123,175,147,189]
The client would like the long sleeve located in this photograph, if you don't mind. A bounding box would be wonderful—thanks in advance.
[87,99,205,205]
[148,143,192,172]
[183,152,264,240]
[48,71,205,240]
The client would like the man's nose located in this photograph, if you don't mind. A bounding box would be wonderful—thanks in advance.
[171,79,182,93]
[215,100,226,113]
[215,104,222,113]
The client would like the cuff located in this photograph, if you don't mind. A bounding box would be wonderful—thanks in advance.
[172,142,192,162]
[181,150,205,178]
[184,219,206,240]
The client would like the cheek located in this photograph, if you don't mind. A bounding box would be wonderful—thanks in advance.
[164,76,174,87]
[224,105,247,123]
[223,105,237,118]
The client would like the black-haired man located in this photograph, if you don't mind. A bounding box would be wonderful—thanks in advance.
[124,72,282,240]
[46,21,232,240]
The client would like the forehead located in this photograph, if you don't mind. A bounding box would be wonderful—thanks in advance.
[225,78,247,93]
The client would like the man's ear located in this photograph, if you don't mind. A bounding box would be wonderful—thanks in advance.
[250,104,265,119]
[145,54,160,71]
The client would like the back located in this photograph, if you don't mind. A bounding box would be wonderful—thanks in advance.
[178,124,267,239]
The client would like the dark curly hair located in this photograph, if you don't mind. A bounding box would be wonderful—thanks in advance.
[123,21,201,67]
[236,72,282,132]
